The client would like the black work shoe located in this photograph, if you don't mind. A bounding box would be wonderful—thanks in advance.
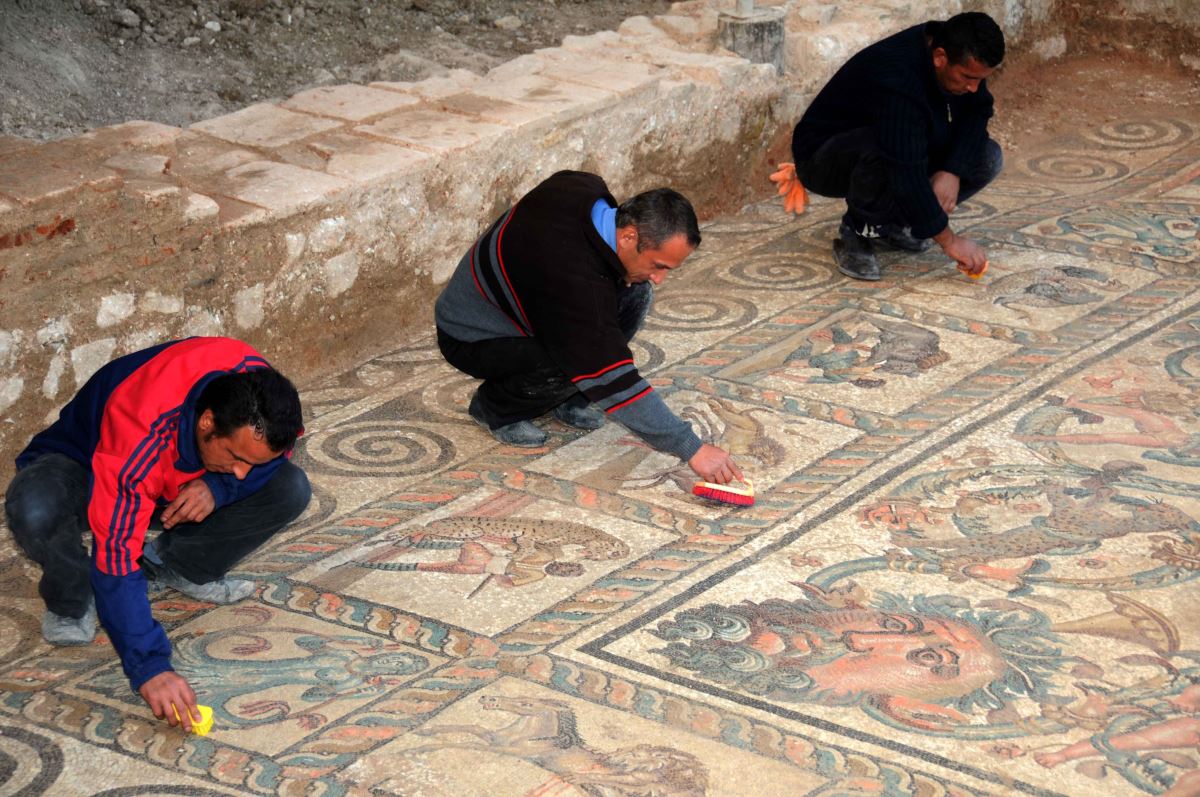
[468,391,548,447]
[834,223,881,281]
[874,223,931,252]
[552,396,605,430]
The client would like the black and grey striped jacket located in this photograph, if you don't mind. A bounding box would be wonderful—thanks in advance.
[435,171,701,461]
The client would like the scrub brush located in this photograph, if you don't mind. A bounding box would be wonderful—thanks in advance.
[692,479,755,507]
[173,704,214,735]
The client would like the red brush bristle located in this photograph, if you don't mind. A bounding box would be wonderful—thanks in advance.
[692,480,755,507]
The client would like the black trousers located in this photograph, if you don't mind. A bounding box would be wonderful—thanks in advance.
[796,127,1003,231]
[4,452,311,618]
[438,281,653,428]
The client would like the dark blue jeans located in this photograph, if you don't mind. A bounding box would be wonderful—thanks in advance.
[796,127,1003,232]
[5,452,311,618]
[437,281,653,428]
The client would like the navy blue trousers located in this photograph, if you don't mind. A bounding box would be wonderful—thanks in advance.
[438,281,653,428]
[5,452,311,618]
[797,127,1003,232]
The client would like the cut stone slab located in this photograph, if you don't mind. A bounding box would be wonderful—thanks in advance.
[534,50,665,93]
[468,74,615,120]
[370,69,482,100]
[0,135,35,159]
[104,152,171,176]
[355,108,510,155]
[302,131,434,182]
[436,93,551,128]
[169,132,266,189]
[82,120,183,152]
[0,144,121,206]
[219,161,350,215]
[191,102,343,149]
[282,84,421,122]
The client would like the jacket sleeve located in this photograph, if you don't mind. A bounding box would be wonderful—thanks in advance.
[874,92,948,240]
[521,272,703,461]
[88,450,173,691]
[91,566,173,690]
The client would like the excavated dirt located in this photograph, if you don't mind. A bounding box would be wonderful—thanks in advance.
[0,0,671,141]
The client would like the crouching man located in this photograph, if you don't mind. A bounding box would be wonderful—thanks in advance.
[435,170,742,485]
[4,337,310,729]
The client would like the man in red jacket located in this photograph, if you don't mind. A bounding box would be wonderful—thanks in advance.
[4,337,310,730]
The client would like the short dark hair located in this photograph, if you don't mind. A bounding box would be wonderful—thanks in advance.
[615,188,701,252]
[197,369,303,452]
[931,12,1005,67]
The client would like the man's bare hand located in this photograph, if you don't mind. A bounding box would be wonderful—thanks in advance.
[930,170,961,214]
[138,671,198,731]
[161,479,215,529]
[688,444,744,485]
[933,228,988,274]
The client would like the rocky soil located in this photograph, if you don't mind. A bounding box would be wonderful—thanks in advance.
[0,0,671,141]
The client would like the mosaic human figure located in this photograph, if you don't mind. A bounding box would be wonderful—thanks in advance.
[408,693,708,797]
[1036,684,1200,797]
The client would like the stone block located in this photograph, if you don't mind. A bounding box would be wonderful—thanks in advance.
[182,192,220,223]
[718,7,786,74]
[0,135,34,159]
[170,132,260,180]
[219,161,350,216]
[355,108,510,154]
[306,132,433,182]
[437,93,550,128]
[83,121,182,152]
[104,152,171,176]
[370,69,482,100]
[190,103,343,149]
[468,75,615,122]
[123,179,181,202]
[534,50,665,93]
[0,142,121,207]
[282,84,421,122]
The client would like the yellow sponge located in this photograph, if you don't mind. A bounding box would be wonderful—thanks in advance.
[172,704,214,735]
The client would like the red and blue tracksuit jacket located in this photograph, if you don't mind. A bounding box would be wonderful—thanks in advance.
[16,337,287,690]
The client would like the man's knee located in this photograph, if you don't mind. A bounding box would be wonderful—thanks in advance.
[272,462,312,523]
[982,139,1003,183]
[617,282,653,340]
[5,459,84,548]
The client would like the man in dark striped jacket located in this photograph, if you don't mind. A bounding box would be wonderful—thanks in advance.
[791,12,1005,281]
[435,170,742,485]
[4,337,310,730]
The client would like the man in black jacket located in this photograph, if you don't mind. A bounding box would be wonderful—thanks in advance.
[435,171,742,486]
[791,12,1005,280]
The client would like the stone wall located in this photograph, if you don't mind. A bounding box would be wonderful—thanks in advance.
[0,0,1189,474]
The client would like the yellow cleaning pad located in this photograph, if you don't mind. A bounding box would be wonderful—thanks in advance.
[172,704,214,735]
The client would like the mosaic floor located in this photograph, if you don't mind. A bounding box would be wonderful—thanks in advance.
[3,115,1200,796]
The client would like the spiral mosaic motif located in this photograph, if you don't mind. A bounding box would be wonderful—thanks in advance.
[1082,119,1191,150]
[419,372,481,422]
[1026,153,1129,183]
[951,199,997,223]
[714,254,828,290]
[630,337,666,373]
[645,293,758,331]
[0,725,63,796]
[305,421,456,476]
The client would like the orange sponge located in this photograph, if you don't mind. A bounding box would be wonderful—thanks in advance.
[958,259,989,280]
